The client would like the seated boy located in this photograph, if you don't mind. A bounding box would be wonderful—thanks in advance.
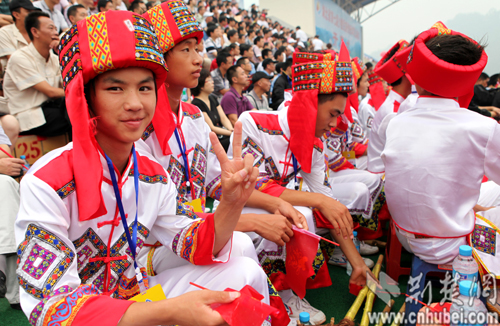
[231,45,374,292]
[15,11,269,326]
[382,22,500,265]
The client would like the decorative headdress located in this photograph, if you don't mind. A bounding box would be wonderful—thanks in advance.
[58,11,167,221]
[396,22,487,107]
[288,40,352,173]
[349,57,364,113]
[142,0,204,155]
[374,40,410,84]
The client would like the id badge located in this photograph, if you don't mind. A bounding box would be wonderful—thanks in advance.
[342,151,356,160]
[188,198,204,213]
[129,284,167,302]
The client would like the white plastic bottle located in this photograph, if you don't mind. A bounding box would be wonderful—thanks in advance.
[449,281,488,326]
[346,231,361,276]
[299,312,312,325]
[452,245,478,282]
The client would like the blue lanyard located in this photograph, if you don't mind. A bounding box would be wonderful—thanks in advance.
[174,128,192,193]
[105,146,146,292]
[292,153,299,190]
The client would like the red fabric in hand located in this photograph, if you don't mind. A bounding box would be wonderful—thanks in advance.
[284,227,320,299]
[213,285,280,326]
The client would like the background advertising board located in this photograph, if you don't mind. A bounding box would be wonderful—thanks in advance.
[315,0,363,58]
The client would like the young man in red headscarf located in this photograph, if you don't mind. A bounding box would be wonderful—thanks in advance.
[367,40,413,173]
[15,10,269,326]
[231,45,375,307]
[382,22,500,271]
[321,57,385,256]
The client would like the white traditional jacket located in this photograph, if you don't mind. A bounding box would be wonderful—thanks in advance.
[358,93,375,138]
[367,90,405,173]
[234,107,334,198]
[382,97,500,238]
[15,143,226,326]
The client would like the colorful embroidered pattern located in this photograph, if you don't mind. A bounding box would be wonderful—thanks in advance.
[176,195,198,219]
[72,223,149,294]
[43,284,100,326]
[206,175,222,199]
[56,180,75,199]
[407,45,415,64]
[29,285,72,325]
[368,72,383,86]
[117,267,149,300]
[431,22,451,35]
[141,123,154,141]
[59,25,81,89]
[293,72,322,84]
[148,4,175,53]
[128,169,169,184]
[334,62,353,92]
[17,224,75,300]
[242,137,265,167]
[22,244,57,280]
[172,220,202,263]
[313,144,323,153]
[167,1,202,39]
[255,123,284,136]
[254,177,275,192]
[320,61,335,93]
[472,224,496,256]
[134,17,166,67]
[86,13,115,74]
[183,109,202,120]
[295,53,319,60]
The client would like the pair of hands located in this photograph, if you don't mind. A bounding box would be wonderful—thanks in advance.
[0,157,25,176]
[254,200,309,246]
[318,196,354,240]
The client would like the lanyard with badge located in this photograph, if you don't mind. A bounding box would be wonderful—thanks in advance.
[105,146,147,294]
[173,109,203,212]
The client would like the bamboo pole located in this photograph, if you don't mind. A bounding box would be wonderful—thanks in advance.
[343,255,384,321]
[375,299,395,326]
[390,303,406,326]
[360,255,385,326]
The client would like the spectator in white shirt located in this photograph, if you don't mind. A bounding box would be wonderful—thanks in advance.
[66,4,87,25]
[312,35,324,50]
[295,25,308,43]
[251,35,263,64]
[33,0,69,33]
[3,11,70,136]
[0,0,36,66]
[204,23,222,60]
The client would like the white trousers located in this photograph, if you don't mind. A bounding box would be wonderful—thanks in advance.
[142,231,270,304]
[329,169,383,220]
[0,175,19,304]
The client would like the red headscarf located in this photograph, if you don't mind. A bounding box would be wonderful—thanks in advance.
[288,41,353,173]
[58,11,168,221]
[374,40,411,84]
[396,22,487,107]
[142,0,204,155]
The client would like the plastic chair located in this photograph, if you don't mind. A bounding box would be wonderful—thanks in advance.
[385,221,411,281]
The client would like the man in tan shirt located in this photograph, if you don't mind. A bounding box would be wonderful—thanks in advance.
[0,0,38,64]
[3,11,70,136]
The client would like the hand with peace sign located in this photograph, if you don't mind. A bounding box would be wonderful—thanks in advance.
[209,121,259,255]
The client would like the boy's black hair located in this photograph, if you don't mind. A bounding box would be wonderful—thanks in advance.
[365,62,373,69]
[227,29,237,38]
[216,51,232,67]
[206,24,219,37]
[318,92,348,104]
[228,43,238,51]
[478,72,489,81]
[488,74,499,87]
[67,4,85,20]
[129,0,142,12]
[226,65,240,85]
[97,0,112,11]
[262,48,271,58]
[425,34,484,66]
[236,56,248,67]
[25,11,50,41]
[253,36,262,45]
[240,43,251,55]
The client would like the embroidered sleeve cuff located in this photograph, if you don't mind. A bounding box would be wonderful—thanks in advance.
[255,177,286,197]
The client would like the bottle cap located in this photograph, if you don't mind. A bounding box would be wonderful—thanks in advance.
[353,231,357,237]
[459,245,472,256]
[458,280,478,296]
[20,155,26,159]
[299,312,310,323]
